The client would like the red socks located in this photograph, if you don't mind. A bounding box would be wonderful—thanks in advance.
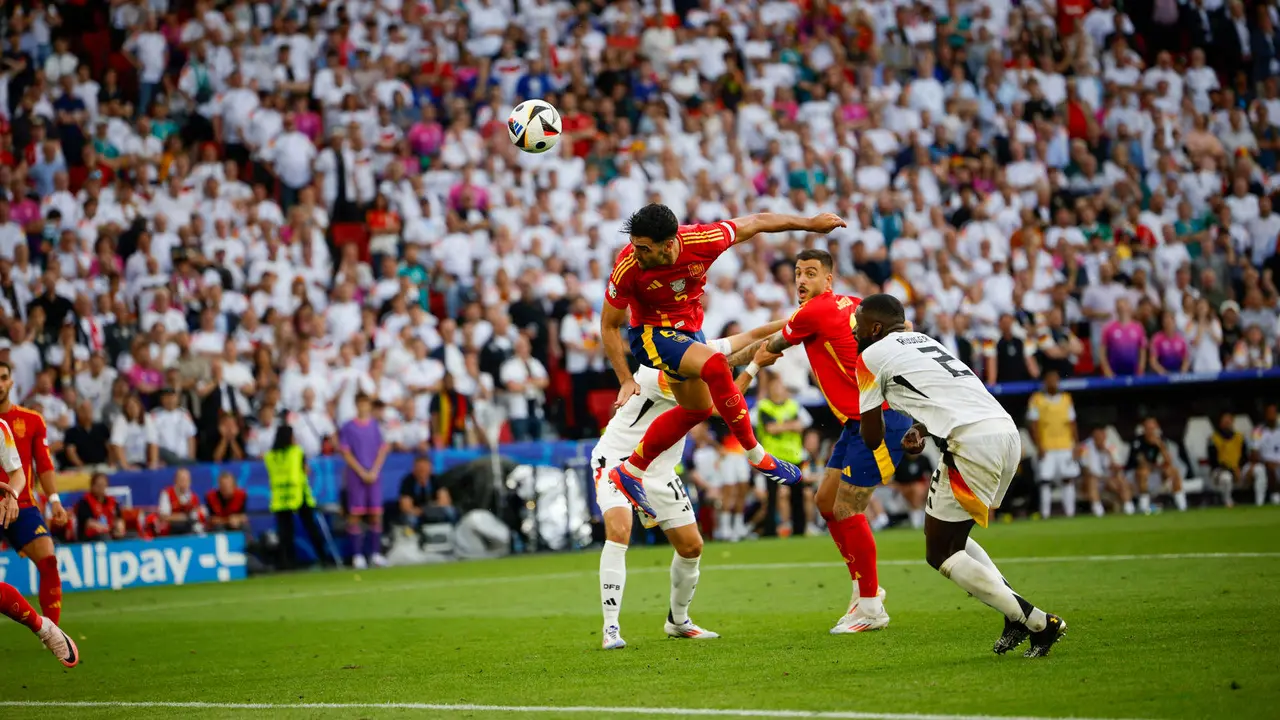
[627,405,712,471]
[825,512,879,598]
[37,555,62,624]
[699,353,760,453]
[0,582,42,632]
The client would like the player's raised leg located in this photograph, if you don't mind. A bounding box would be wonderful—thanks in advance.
[0,581,78,667]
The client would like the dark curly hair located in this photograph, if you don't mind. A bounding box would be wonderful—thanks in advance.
[621,203,679,242]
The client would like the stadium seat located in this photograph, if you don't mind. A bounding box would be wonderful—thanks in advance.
[1183,417,1213,473]
[586,390,616,432]
[331,223,371,263]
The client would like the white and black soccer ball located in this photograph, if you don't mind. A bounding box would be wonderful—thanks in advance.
[507,99,562,154]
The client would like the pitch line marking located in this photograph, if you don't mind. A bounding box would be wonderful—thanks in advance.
[0,700,1156,720]
[74,552,1279,618]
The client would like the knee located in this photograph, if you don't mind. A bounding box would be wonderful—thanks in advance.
[925,542,952,571]
[674,535,703,559]
[698,351,730,381]
[603,511,632,545]
[815,486,836,516]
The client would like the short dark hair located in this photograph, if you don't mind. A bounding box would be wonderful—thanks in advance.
[860,293,906,325]
[796,248,834,271]
[621,203,678,242]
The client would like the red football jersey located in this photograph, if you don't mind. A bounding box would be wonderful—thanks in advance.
[605,221,737,332]
[0,405,55,508]
[781,291,882,423]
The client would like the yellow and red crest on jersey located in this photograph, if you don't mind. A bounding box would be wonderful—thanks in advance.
[11,417,25,438]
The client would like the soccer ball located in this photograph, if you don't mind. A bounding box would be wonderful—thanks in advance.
[507,99,562,154]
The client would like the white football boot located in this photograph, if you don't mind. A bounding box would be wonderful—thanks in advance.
[664,617,720,639]
[351,554,368,570]
[37,617,80,668]
[830,585,888,635]
[601,625,626,650]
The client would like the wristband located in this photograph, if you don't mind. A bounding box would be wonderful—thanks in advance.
[47,493,61,506]
[745,362,760,379]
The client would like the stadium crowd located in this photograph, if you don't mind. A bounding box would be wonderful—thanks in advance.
[0,0,1278,530]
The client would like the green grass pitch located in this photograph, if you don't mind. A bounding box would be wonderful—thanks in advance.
[1,509,1278,720]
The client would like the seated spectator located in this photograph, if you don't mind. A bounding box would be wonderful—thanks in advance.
[206,472,249,532]
[1080,427,1135,517]
[1251,404,1280,507]
[397,456,456,529]
[203,411,247,463]
[63,400,110,468]
[1101,299,1147,378]
[1228,325,1275,369]
[109,394,158,471]
[1149,311,1190,375]
[74,472,126,541]
[1127,418,1185,514]
[1208,412,1268,508]
[151,388,198,465]
[148,468,207,537]
[499,336,548,441]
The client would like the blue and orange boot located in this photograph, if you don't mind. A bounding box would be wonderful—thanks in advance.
[608,464,659,528]
[752,453,803,486]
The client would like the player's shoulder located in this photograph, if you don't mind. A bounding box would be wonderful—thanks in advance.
[10,405,46,425]
[610,244,638,278]
[678,220,735,245]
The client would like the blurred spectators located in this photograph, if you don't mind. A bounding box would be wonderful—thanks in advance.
[0,0,1275,475]
[73,472,125,541]
[206,471,248,532]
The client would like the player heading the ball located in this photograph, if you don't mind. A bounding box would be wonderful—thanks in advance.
[600,204,846,522]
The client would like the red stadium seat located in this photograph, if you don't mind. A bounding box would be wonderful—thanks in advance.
[1074,338,1096,376]
[331,223,370,263]
[587,390,616,432]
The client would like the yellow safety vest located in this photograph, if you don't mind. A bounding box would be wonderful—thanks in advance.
[756,399,804,465]
[264,445,315,512]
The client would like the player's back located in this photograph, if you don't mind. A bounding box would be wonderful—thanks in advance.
[782,291,863,421]
[858,332,1012,439]
[606,222,736,332]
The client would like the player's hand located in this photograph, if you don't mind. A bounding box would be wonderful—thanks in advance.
[0,491,17,529]
[807,213,847,234]
[615,376,640,409]
[902,425,927,454]
[50,500,68,527]
[753,343,782,369]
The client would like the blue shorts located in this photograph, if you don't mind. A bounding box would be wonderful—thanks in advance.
[826,410,914,487]
[3,506,50,551]
[629,326,706,381]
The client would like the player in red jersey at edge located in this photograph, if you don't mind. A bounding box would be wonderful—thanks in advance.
[0,361,66,626]
[601,204,847,528]
[0,416,79,667]
[751,249,914,634]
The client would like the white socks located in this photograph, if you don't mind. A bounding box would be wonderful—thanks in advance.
[669,553,700,624]
[1039,484,1053,518]
[1138,494,1151,514]
[734,513,748,540]
[1254,466,1268,506]
[1091,501,1105,517]
[1173,490,1187,512]
[1123,500,1135,515]
[939,550,1048,632]
[908,509,925,529]
[1062,483,1076,517]
[964,537,1003,581]
[745,444,766,465]
[600,540,627,627]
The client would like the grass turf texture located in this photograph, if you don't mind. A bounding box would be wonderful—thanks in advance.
[1,509,1278,720]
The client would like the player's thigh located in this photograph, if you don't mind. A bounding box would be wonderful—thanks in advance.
[6,507,51,556]
[815,467,842,513]
[833,480,875,518]
[669,376,713,411]
[631,327,707,381]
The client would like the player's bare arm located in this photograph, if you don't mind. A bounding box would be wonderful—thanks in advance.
[600,301,639,408]
[722,320,788,367]
[38,470,64,525]
[732,342,782,394]
[729,212,847,245]
[0,468,25,528]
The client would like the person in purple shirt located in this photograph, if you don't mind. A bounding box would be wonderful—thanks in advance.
[339,394,390,569]
[1100,298,1148,378]
[1149,311,1190,375]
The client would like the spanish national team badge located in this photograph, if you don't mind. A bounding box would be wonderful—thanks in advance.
[689,263,705,278]
[12,418,25,438]
[608,282,617,299]
[670,278,687,293]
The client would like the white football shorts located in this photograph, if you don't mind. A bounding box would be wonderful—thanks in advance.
[1037,449,1080,482]
[590,433,695,532]
[927,419,1022,527]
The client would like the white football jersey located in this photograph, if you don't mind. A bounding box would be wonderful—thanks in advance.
[857,331,1011,439]
[0,418,21,474]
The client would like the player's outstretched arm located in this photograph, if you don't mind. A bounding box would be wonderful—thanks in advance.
[729,212,846,245]
[722,319,787,365]
[600,301,639,408]
[733,342,782,394]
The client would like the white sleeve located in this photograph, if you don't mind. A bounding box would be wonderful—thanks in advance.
[857,346,887,416]
[708,337,732,355]
[0,422,21,474]
[158,491,173,517]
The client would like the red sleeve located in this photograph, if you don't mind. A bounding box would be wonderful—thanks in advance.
[679,221,736,261]
[781,301,818,345]
[605,250,637,310]
[30,413,54,474]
